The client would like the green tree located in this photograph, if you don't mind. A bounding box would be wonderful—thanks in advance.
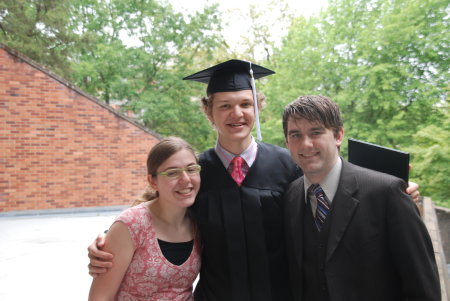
[67,0,225,150]
[266,0,449,148]
[264,0,449,205]
[0,0,76,78]
[1,0,226,150]
[407,105,450,207]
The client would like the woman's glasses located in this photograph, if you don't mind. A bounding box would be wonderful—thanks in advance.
[157,164,201,179]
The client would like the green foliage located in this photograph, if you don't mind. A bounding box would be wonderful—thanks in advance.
[2,0,448,205]
[262,0,449,206]
[0,0,77,78]
[1,0,224,151]
[66,0,225,150]
[407,106,450,207]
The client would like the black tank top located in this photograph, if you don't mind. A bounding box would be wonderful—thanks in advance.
[157,239,194,266]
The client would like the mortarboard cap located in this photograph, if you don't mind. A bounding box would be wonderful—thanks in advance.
[183,59,274,95]
[183,59,275,141]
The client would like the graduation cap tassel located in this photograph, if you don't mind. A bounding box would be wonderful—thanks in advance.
[249,64,262,141]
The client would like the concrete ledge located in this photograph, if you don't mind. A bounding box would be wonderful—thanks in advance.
[422,197,450,300]
[0,205,127,218]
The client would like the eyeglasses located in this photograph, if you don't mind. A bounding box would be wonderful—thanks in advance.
[157,164,201,179]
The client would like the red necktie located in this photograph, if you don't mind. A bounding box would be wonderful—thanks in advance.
[230,156,245,186]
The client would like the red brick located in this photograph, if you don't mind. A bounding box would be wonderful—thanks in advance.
[0,45,160,212]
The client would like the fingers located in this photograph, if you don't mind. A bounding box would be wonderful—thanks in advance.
[89,272,99,278]
[406,181,421,203]
[87,234,112,260]
[96,234,107,248]
[410,190,421,203]
[88,263,109,278]
[88,253,114,266]
[87,234,112,278]
[87,245,114,260]
[87,256,113,278]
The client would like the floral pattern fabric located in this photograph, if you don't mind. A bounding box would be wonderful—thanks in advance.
[114,203,201,301]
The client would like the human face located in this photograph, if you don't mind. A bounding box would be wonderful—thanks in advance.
[285,117,344,183]
[207,90,255,150]
[149,149,200,209]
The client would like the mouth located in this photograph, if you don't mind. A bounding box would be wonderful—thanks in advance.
[227,122,246,128]
[300,152,319,159]
[177,187,194,195]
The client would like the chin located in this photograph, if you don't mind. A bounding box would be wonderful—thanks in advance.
[180,197,196,207]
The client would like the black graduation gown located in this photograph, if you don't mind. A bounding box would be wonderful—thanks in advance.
[193,142,302,301]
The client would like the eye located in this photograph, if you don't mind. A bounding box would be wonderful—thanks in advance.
[241,102,252,108]
[289,133,300,140]
[165,169,181,178]
[186,165,201,174]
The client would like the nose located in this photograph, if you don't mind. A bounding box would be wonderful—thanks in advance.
[301,135,314,148]
[178,170,191,183]
[231,105,243,117]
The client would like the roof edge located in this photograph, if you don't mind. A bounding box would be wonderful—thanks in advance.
[0,42,162,140]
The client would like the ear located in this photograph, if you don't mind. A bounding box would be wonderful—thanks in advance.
[204,107,215,125]
[335,127,345,147]
[148,174,158,191]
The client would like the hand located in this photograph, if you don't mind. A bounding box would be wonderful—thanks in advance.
[406,181,420,203]
[87,234,113,278]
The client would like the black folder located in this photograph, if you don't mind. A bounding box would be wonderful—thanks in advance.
[347,138,409,183]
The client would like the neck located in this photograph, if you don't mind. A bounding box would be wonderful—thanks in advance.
[148,199,188,228]
[218,135,252,155]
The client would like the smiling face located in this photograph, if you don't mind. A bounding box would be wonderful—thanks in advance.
[149,149,200,209]
[286,117,344,183]
[206,90,255,153]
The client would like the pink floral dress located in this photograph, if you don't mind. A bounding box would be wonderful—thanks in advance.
[113,203,201,301]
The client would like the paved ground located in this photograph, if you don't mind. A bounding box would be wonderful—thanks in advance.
[1,207,449,300]
[0,210,120,301]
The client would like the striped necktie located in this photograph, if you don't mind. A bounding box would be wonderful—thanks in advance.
[308,184,331,232]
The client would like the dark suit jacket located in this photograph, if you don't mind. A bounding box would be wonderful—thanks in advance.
[284,159,440,301]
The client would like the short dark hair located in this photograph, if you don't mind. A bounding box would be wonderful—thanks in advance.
[282,95,343,138]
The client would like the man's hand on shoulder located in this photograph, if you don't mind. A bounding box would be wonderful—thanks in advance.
[87,234,113,278]
[406,181,420,203]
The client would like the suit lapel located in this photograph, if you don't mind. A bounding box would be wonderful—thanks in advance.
[326,160,359,262]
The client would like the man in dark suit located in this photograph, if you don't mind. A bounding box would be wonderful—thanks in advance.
[282,95,440,301]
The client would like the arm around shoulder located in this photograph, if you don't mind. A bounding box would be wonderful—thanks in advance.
[88,221,135,301]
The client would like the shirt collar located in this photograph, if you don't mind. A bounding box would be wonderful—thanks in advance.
[214,137,258,168]
[304,157,342,203]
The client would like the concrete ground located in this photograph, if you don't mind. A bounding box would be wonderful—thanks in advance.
[0,210,121,301]
[1,206,449,300]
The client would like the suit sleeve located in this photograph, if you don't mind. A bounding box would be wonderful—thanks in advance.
[386,178,441,300]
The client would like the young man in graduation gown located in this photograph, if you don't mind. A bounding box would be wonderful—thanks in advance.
[86,62,421,301]
[183,60,301,301]
[282,95,440,301]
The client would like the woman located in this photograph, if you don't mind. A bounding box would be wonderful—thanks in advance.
[88,137,201,301]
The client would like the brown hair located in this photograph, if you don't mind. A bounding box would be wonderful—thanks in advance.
[132,136,198,206]
[201,91,267,117]
[282,95,343,138]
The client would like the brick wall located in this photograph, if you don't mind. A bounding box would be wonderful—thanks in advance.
[0,45,160,212]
